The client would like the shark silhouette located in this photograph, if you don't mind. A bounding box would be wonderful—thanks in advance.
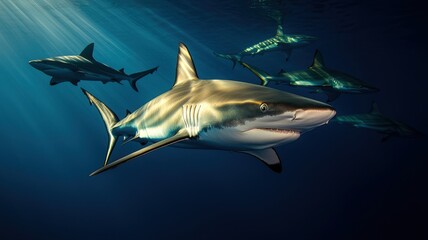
[332,102,424,142]
[29,43,158,91]
[241,50,379,102]
[82,43,335,176]
[214,20,315,67]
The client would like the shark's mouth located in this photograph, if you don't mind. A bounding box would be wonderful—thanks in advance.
[255,128,300,134]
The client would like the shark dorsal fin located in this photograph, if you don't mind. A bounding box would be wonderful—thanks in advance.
[80,43,95,61]
[119,68,125,74]
[310,50,325,68]
[275,23,284,36]
[173,43,199,87]
[370,102,380,114]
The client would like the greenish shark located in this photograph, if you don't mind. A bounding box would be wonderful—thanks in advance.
[332,103,424,142]
[241,50,379,102]
[82,43,335,176]
[29,43,158,91]
[214,21,315,68]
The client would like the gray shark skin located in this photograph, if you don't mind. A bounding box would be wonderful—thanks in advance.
[241,50,379,102]
[29,43,158,91]
[214,21,315,68]
[332,103,424,141]
[82,43,335,176]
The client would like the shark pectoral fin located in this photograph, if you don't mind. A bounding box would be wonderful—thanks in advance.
[241,148,282,173]
[89,130,190,176]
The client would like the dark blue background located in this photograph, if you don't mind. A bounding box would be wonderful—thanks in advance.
[0,0,426,239]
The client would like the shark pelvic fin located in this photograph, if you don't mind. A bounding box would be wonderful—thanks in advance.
[240,62,270,86]
[81,88,119,166]
[310,50,325,68]
[89,130,190,176]
[173,43,199,87]
[50,77,64,85]
[241,148,282,173]
[80,43,95,61]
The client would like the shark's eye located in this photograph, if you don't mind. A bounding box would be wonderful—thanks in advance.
[260,103,269,112]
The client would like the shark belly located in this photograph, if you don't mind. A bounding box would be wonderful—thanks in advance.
[174,127,300,151]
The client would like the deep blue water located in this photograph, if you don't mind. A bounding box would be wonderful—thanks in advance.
[1,0,427,239]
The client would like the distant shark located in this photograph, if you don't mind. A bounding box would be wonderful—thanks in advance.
[241,50,379,102]
[214,20,315,68]
[82,43,335,176]
[332,102,424,141]
[29,43,158,91]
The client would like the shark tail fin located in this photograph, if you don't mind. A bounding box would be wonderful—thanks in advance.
[128,66,158,92]
[240,62,270,86]
[81,88,119,166]
[213,52,242,68]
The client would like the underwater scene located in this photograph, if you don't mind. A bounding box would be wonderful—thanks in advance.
[1,0,427,239]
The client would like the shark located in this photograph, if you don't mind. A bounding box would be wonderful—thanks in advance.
[29,43,158,91]
[82,43,336,176]
[332,102,424,142]
[214,20,315,68]
[240,50,379,102]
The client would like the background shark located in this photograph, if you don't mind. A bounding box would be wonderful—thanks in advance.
[29,43,158,91]
[83,43,335,176]
[241,50,379,102]
[214,19,315,67]
[332,102,424,141]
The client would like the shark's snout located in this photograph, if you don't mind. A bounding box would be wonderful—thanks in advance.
[293,108,336,129]
[29,59,45,70]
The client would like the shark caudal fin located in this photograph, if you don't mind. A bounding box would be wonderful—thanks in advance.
[81,88,119,166]
[128,66,158,92]
[240,62,270,86]
[213,52,242,68]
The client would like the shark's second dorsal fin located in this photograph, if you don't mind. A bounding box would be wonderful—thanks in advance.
[80,43,95,61]
[310,50,325,68]
[370,102,380,114]
[173,43,199,87]
[119,68,125,74]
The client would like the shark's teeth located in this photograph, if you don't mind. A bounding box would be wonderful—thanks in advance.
[255,128,299,134]
[182,104,203,138]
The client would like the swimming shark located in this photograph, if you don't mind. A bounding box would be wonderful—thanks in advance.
[82,43,335,176]
[214,20,315,68]
[240,50,379,102]
[332,102,423,141]
[29,43,158,91]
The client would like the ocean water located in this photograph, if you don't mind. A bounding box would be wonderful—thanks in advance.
[0,0,427,239]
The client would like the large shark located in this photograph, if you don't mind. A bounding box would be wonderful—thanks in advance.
[214,21,315,68]
[29,43,158,91]
[82,43,335,176]
[332,102,423,141]
[241,50,379,102]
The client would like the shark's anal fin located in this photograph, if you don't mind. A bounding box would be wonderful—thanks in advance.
[241,148,282,173]
[89,130,190,176]
[80,43,95,61]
